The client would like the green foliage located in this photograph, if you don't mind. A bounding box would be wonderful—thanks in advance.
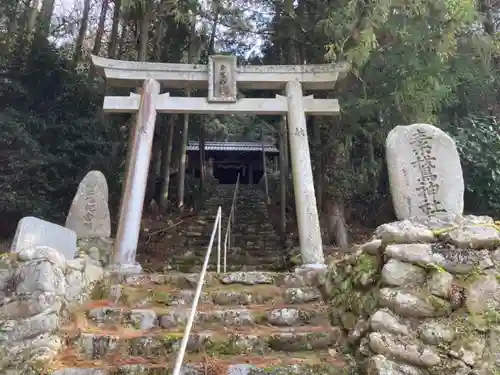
[2,0,500,235]
[306,0,500,223]
[0,36,123,226]
[449,115,500,215]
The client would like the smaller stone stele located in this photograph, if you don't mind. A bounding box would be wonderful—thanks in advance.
[65,170,111,238]
[11,216,77,260]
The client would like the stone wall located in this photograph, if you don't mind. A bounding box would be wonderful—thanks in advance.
[0,244,104,373]
[322,214,500,375]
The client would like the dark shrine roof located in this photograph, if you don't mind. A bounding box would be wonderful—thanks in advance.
[187,141,279,153]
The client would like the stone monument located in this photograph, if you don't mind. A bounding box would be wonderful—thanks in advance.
[65,170,111,238]
[386,123,464,220]
[11,216,77,259]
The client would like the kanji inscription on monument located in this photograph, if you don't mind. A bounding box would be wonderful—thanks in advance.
[409,129,446,216]
[208,55,237,102]
[65,170,111,238]
[386,123,464,219]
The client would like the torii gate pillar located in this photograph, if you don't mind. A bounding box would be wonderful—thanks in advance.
[114,79,160,273]
[285,80,324,267]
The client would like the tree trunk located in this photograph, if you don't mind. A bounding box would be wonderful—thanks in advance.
[177,109,190,210]
[87,0,109,79]
[117,21,128,58]
[39,0,56,37]
[324,199,349,250]
[296,0,306,63]
[27,0,41,32]
[199,122,206,209]
[92,0,109,55]
[73,0,91,65]
[177,11,197,210]
[313,119,323,211]
[6,0,20,47]
[137,8,150,61]
[207,4,219,54]
[324,139,350,250]
[478,0,495,35]
[279,116,287,245]
[273,0,284,64]
[144,131,162,208]
[154,14,164,61]
[261,122,270,203]
[107,0,121,58]
[160,116,175,211]
[284,0,296,64]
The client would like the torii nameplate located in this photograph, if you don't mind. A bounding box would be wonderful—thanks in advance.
[208,55,237,103]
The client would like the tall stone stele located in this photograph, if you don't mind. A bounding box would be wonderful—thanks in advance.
[386,123,464,220]
[65,170,112,264]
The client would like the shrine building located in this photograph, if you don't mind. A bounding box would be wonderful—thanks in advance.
[186,141,279,185]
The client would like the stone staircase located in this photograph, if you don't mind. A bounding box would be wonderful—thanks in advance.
[53,269,355,374]
[49,185,353,374]
[174,184,285,272]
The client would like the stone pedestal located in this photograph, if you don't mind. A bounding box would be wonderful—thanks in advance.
[285,80,324,266]
[107,263,143,275]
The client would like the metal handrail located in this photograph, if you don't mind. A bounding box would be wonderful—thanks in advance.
[172,206,222,375]
[223,173,240,273]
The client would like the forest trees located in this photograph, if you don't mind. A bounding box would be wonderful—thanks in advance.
[0,0,499,242]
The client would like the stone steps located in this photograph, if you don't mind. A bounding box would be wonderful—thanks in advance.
[51,269,348,373]
[169,253,285,265]
[122,270,322,288]
[64,325,341,359]
[86,303,330,329]
[117,283,322,307]
[167,263,287,274]
[53,351,350,374]
[170,184,283,264]
[166,263,268,273]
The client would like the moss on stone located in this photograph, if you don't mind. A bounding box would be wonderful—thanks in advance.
[259,363,355,375]
[434,310,486,354]
[323,253,381,345]
[426,295,452,316]
[160,331,184,341]
[0,251,18,263]
[351,254,380,287]
[89,279,108,300]
[205,339,246,355]
[463,265,486,284]
[151,290,172,304]
[468,308,500,332]
[326,253,381,322]
[421,262,446,274]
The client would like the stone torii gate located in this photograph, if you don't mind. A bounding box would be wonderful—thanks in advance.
[92,54,348,273]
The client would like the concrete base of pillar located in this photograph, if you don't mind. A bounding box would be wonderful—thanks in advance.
[294,263,326,272]
[107,263,143,275]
